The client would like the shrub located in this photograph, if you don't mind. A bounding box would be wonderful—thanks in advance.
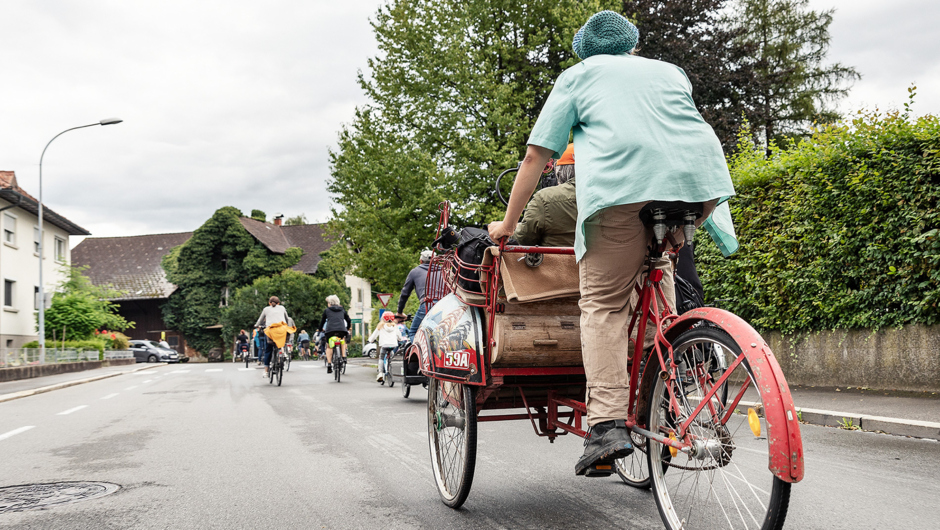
[22,339,107,354]
[698,104,940,334]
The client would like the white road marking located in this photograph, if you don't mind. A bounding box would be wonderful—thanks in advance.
[170,370,190,374]
[101,393,119,400]
[0,426,35,441]
[125,385,139,391]
[142,380,153,384]
[237,368,254,371]
[205,369,223,373]
[57,405,88,416]
[131,372,149,375]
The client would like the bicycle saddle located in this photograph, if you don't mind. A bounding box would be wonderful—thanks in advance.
[638,201,704,246]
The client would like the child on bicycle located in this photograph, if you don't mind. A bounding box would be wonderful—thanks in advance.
[488,10,736,477]
[369,311,406,383]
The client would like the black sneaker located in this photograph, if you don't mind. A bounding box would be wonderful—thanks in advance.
[575,419,634,477]
[326,364,332,374]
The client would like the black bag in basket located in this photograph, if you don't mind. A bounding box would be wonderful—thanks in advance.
[455,227,495,293]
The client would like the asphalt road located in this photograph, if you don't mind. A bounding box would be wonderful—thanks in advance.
[1,361,939,529]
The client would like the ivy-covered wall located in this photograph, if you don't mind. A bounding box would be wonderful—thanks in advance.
[162,206,303,354]
[697,109,940,334]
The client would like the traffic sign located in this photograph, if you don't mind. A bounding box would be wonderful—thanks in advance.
[376,293,393,308]
[351,318,362,324]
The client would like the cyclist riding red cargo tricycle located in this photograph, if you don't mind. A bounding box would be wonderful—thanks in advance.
[406,200,803,530]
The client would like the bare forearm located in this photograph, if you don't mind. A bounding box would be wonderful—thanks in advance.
[489,144,554,239]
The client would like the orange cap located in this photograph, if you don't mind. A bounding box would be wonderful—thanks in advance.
[557,143,575,166]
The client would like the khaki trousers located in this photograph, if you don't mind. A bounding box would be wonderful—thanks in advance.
[578,202,677,426]
[578,201,717,426]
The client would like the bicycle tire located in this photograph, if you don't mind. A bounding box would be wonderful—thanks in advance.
[402,383,411,399]
[428,377,477,509]
[334,346,342,382]
[647,327,791,530]
[277,358,284,386]
[615,430,651,489]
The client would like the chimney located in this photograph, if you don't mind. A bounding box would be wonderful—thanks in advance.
[273,214,284,227]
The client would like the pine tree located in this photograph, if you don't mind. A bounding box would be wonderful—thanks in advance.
[733,0,860,150]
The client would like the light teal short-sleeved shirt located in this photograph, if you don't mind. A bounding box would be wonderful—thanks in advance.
[527,53,737,260]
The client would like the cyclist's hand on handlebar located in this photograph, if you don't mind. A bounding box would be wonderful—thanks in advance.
[488,220,515,241]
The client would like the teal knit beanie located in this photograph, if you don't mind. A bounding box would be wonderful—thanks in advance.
[573,11,639,60]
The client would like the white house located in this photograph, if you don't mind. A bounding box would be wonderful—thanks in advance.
[0,171,90,349]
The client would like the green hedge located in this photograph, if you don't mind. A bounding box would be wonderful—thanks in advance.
[697,109,940,334]
[22,339,107,354]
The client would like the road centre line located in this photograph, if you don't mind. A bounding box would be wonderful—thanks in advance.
[57,405,88,416]
[0,426,35,441]
[170,370,190,374]
[142,380,153,384]
[101,393,119,400]
[205,369,223,373]
[237,368,254,371]
[124,385,138,391]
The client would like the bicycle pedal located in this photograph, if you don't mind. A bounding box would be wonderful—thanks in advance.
[583,463,615,477]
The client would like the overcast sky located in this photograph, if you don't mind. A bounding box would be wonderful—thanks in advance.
[1,0,937,243]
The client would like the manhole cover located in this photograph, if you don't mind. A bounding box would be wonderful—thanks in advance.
[0,481,120,513]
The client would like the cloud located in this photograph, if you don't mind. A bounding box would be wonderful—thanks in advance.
[0,0,380,238]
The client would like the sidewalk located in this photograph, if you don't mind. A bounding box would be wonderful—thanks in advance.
[746,384,940,441]
[0,362,164,403]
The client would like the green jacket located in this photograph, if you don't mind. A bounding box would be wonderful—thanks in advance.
[512,179,577,247]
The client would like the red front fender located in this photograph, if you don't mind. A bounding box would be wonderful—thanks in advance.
[664,307,804,483]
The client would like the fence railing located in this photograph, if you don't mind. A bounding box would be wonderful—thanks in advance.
[104,350,134,360]
[0,348,102,368]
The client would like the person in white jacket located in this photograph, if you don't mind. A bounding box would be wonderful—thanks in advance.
[369,312,405,383]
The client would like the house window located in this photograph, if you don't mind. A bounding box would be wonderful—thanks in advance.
[3,279,14,307]
[33,227,40,253]
[34,286,40,310]
[54,237,66,262]
[357,288,363,303]
[3,213,15,245]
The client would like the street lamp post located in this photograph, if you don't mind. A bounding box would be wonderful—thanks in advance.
[37,118,122,359]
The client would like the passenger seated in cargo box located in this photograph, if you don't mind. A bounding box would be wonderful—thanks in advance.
[512,143,577,247]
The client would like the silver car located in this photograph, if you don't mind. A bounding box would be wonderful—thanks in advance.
[129,340,180,363]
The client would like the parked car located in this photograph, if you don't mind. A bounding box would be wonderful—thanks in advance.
[129,340,180,363]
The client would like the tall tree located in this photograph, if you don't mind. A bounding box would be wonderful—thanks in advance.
[733,0,860,149]
[622,0,757,152]
[330,0,615,292]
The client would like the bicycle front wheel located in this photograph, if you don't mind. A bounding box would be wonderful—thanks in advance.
[427,377,477,509]
[647,327,791,530]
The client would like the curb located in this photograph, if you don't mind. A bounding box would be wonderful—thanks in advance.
[0,364,165,404]
[739,400,940,441]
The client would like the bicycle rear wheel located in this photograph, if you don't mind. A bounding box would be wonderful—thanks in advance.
[334,346,342,382]
[647,327,791,530]
[277,358,284,386]
[427,377,477,509]
[615,429,651,488]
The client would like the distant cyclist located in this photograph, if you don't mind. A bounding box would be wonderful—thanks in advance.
[396,249,442,341]
[298,329,311,360]
[235,329,250,359]
[369,312,405,383]
[317,294,351,374]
